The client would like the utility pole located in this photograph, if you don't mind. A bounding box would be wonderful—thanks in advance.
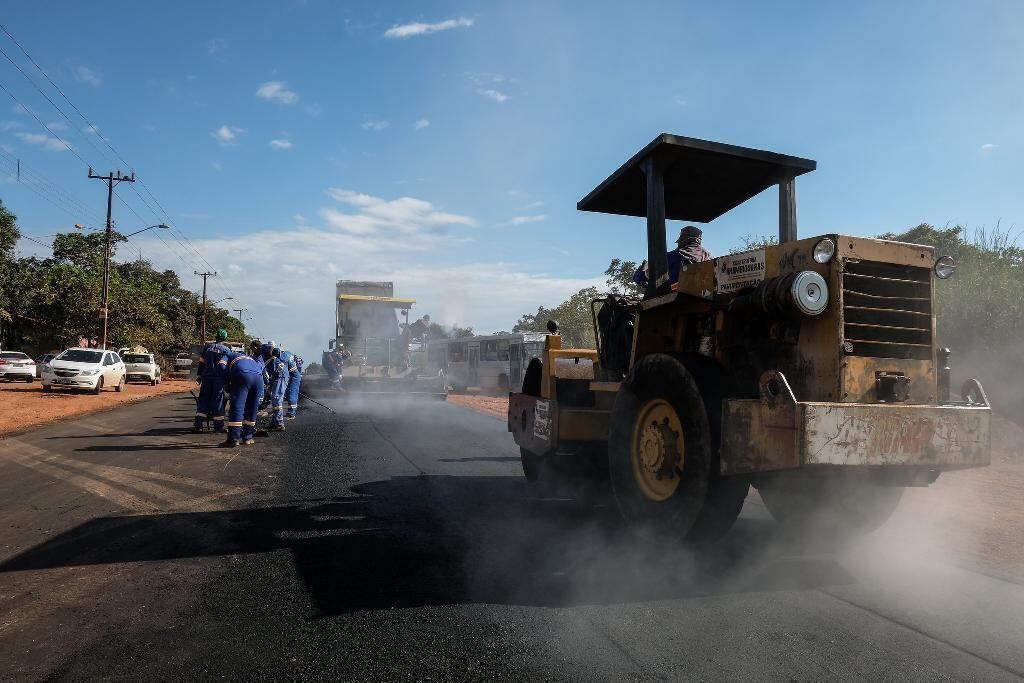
[195,271,217,342]
[233,307,246,327]
[88,168,135,349]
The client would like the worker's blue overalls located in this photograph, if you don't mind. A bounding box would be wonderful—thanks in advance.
[280,349,301,418]
[222,351,263,443]
[266,349,288,428]
[194,342,231,431]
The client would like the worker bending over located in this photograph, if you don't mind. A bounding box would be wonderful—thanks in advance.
[263,344,288,431]
[220,349,263,447]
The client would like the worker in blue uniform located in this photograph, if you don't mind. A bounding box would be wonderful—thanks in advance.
[264,345,288,431]
[219,349,263,447]
[192,328,232,433]
[279,347,301,419]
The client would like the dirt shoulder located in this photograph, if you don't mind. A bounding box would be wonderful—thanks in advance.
[0,378,193,436]
[452,394,1024,579]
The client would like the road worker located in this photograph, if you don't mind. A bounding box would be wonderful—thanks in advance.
[266,346,288,431]
[192,328,231,434]
[219,349,263,447]
[279,346,301,419]
[633,225,712,288]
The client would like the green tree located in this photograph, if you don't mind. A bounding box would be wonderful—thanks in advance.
[604,258,643,296]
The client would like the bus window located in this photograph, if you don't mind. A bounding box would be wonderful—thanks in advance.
[449,342,467,363]
[498,340,510,361]
[524,341,543,360]
[428,344,448,363]
[481,341,498,362]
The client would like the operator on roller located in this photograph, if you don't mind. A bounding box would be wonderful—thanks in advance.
[219,349,263,447]
[633,225,712,288]
[191,328,232,434]
[278,346,301,420]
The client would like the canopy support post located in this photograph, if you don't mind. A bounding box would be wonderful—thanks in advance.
[641,156,668,299]
[779,176,797,244]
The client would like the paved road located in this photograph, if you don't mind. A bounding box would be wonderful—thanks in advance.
[1,394,1022,680]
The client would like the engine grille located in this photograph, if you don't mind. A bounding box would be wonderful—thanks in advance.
[842,260,933,360]
[54,369,79,377]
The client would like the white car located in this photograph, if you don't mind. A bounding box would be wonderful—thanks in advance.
[42,348,127,394]
[0,351,36,382]
[123,352,162,385]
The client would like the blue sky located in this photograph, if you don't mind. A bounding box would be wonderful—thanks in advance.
[2,1,1022,358]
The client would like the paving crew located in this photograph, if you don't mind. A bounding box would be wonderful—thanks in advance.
[278,346,301,419]
[248,339,267,421]
[192,328,232,434]
[219,348,263,447]
[263,344,288,431]
[633,225,712,288]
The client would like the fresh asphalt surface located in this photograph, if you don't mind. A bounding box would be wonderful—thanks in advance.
[1,393,1022,680]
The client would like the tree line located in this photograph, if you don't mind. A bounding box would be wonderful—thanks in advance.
[0,200,245,357]
[511,224,1024,395]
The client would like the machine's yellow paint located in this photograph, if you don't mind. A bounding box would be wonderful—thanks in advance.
[630,398,685,501]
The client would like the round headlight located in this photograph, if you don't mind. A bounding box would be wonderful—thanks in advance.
[813,238,836,264]
[790,271,829,316]
[934,255,956,279]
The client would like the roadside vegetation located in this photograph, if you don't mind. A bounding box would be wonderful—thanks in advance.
[0,200,245,357]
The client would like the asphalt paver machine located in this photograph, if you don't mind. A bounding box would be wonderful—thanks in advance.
[508,134,991,542]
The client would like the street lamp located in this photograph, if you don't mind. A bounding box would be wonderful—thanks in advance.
[73,222,170,348]
[201,296,233,342]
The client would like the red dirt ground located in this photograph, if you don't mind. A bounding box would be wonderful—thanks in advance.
[0,378,193,436]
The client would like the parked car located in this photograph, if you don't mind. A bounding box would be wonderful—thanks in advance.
[41,348,127,394]
[0,351,35,382]
[35,353,56,378]
[123,352,162,385]
[174,352,193,372]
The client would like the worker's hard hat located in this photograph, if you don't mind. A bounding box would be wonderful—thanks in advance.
[268,340,277,348]
[216,328,229,341]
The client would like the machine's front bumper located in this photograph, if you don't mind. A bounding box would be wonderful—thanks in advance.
[720,372,991,476]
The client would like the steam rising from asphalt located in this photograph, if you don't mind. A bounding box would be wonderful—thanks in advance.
[299,390,1021,609]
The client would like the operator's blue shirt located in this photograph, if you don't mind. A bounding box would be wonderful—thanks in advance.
[197,342,231,379]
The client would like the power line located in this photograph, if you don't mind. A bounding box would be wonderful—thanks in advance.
[0,80,91,167]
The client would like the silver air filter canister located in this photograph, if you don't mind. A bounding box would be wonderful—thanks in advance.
[752,271,829,318]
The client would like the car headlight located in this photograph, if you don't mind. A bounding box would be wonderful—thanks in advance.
[934,255,956,279]
[80,369,100,376]
[813,238,836,264]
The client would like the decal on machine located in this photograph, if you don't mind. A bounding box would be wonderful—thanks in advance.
[533,400,551,441]
[716,248,766,293]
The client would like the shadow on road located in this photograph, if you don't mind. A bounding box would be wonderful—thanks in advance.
[0,474,855,615]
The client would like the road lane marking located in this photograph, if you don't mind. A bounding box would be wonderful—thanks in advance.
[0,439,250,512]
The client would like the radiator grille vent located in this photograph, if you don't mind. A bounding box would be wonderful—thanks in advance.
[842,260,933,360]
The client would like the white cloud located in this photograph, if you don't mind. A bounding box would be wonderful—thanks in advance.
[73,66,102,87]
[520,200,545,210]
[211,124,245,145]
[981,143,998,150]
[269,138,293,150]
[0,121,22,132]
[134,224,599,363]
[210,161,223,172]
[207,38,226,55]
[256,81,299,105]
[673,94,688,107]
[293,213,307,223]
[477,89,508,103]
[321,188,477,238]
[383,16,473,39]
[361,119,390,131]
[46,121,68,131]
[414,118,430,130]
[15,132,69,152]
[141,123,157,132]
[510,214,546,225]
[305,103,322,117]
[466,72,511,85]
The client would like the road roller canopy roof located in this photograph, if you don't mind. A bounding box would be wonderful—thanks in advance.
[577,134,817,223]
[338,294,416,307]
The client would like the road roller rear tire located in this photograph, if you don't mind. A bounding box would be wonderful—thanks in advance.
[608,354,710,537]
[757,473,903,541]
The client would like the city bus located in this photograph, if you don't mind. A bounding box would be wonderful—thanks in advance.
[425,332,546,392]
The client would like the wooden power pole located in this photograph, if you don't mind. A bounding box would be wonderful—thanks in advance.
[195,271,217,342]
[88,168,135,349]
